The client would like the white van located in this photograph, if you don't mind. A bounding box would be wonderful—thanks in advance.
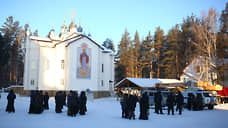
[182,87,217,109]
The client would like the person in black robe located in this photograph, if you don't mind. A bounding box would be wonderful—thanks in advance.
[187,93,194,110]
[6,90,16,113]
[58,91,64,110]
[43,92,49,110]
[155,90,163,114]
[72,91,79,116]
[29,90,35,113]
[67,91,75,116]
[63,91,66,106]
[139,92,149,120]
[196,93,203,110]
[167,92,175,115]
[34,91,43,114]
[55,91,62,113]
[128,94,138,120]
[176,91,184,115]
[79,91,87,115]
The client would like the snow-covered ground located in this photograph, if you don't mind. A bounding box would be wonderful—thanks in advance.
[0,93,228,128]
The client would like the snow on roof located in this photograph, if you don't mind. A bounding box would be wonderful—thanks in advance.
[101,45,115,54]
[115,77,183,88]
[30,36,52,42]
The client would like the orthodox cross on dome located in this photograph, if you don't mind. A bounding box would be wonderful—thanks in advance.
[64,15,66,24]
[79,17,81,26]
[51,22,55,31]
[70,10,76,23]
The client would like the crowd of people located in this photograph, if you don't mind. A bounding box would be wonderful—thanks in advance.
[120,94,138,120]
[120,90,185,120]
[1,89,209,120]
[187,93,204,111]
[120,92,150,120]
[28,90,48,114]
[66,91,87,116]
[2,90,87,117]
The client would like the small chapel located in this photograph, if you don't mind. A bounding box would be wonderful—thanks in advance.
[23,16,114,98]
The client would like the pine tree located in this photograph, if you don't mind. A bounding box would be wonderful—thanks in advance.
[154,27,165,78]
[132,31,141,78]
[217,2,228,85]
[0,33,10,66]
[0,16,24,85]
[102,38,115,52]
[217,2,228,59]
[139,32,153,78]
[180,15,199,67]
[162,25,181,78]
[117,29,131,77]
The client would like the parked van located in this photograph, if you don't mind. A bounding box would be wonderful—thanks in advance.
[182,87,217,109]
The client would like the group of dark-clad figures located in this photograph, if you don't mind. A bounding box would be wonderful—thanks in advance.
[4,89,205,120]
[120,90,205,120]
[4,90,87,117]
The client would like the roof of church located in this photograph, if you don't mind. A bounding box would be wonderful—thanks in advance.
[64,34,104,50]
[30,34,105,50]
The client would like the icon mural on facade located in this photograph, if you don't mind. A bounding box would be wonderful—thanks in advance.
[77,43,91,79]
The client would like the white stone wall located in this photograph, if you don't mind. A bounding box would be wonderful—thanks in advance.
[24,40,40,90]
[38,47,56,90]
[68,38,100,91]
[101,52,114,91]
[55,43,65,90]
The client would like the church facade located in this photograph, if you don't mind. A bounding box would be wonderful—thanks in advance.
[23,21,114,97]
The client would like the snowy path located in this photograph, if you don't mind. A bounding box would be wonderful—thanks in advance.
[0,93,228,128]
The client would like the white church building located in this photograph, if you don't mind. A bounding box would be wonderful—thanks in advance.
[23,20,114,97]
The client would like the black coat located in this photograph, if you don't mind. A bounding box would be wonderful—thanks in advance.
[155,92,162,105]
[79,92,87,115]
[128,95,137,111]
[167,93,175,106]
[6,91,16,112]
[176,93,184,105]
[43,94,49,109]
[139,93,149,120]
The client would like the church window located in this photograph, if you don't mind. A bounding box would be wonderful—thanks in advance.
[101,80,104,86]
[196,65,200,73]
[61,60,64,69]
[102,64,104,72]
[30,80,34,85]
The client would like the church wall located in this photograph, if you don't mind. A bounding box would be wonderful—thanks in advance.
[55,43,66,90]
[38,46,56,90]
[68,38,100,91]
[65,45,70,90]
[101,52,114,91]
[24,40,40,90]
